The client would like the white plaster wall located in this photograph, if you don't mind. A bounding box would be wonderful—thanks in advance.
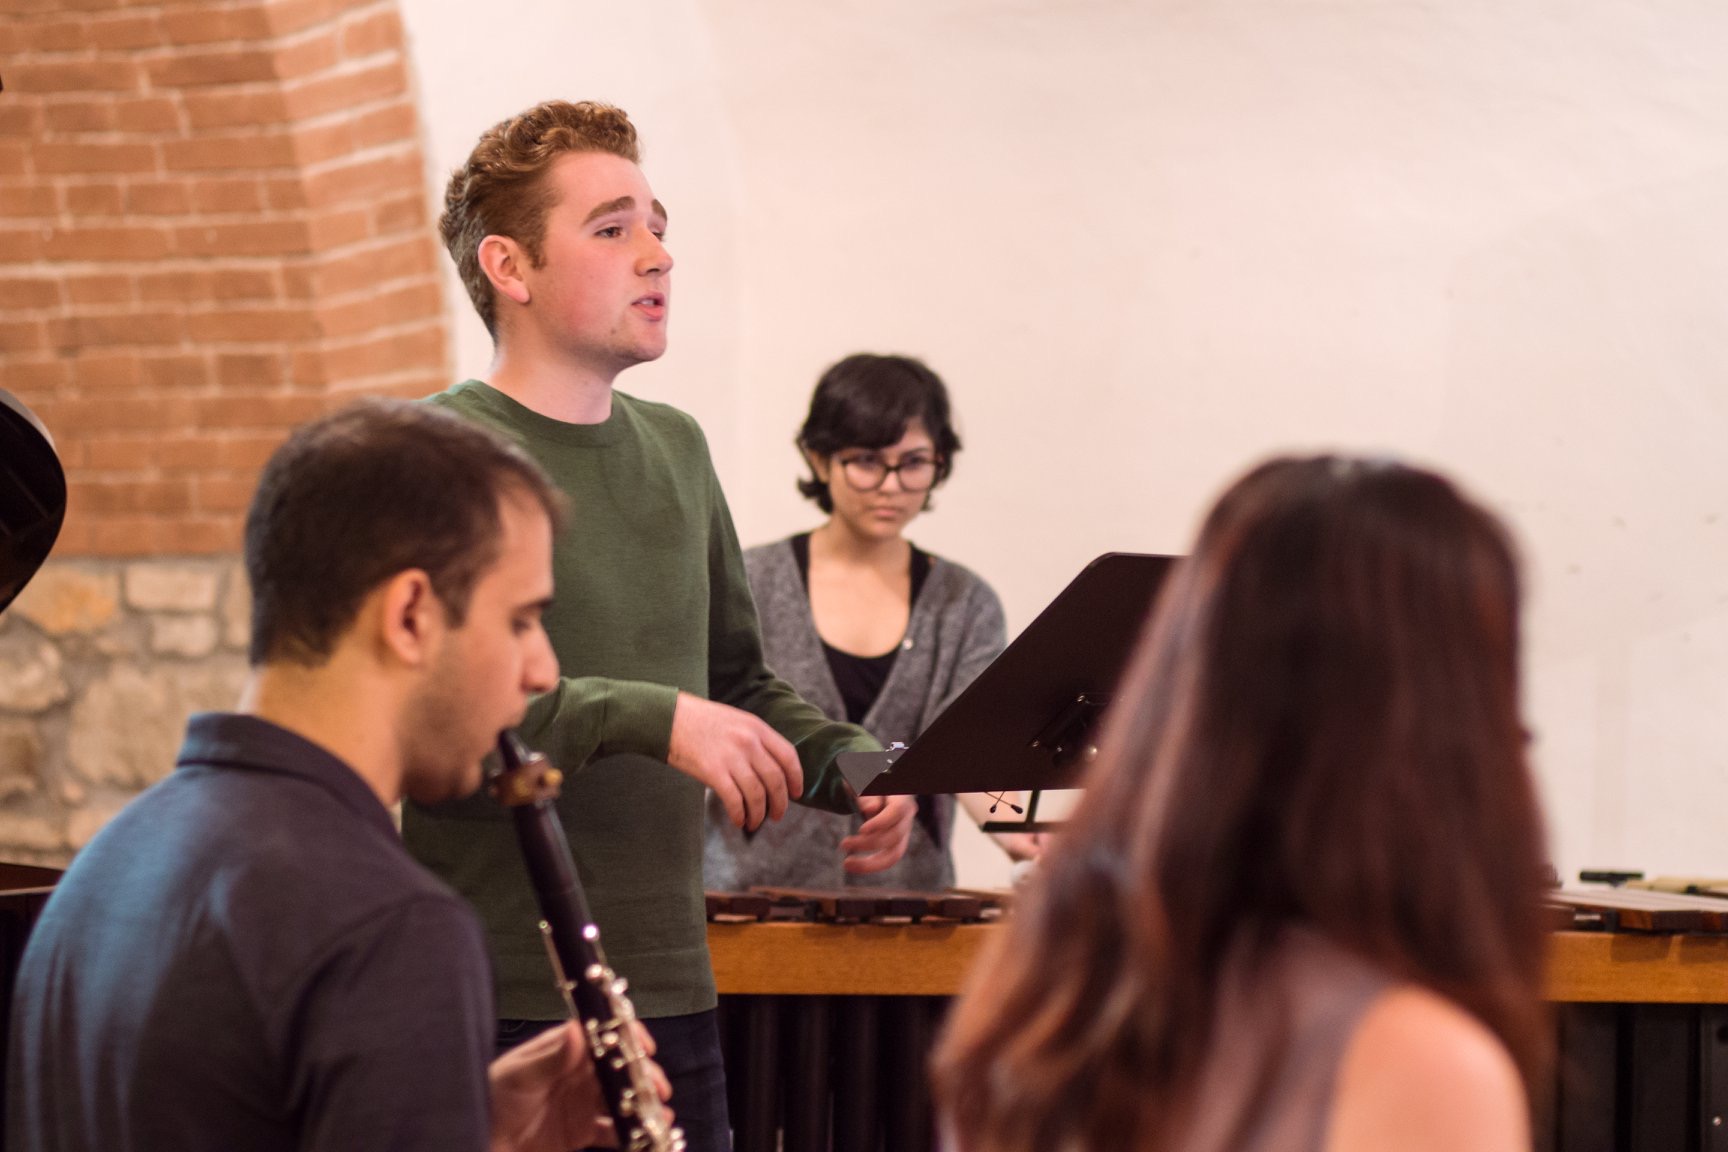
[399,0,1728,889]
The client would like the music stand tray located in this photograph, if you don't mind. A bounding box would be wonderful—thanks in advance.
[837,552,1177,831]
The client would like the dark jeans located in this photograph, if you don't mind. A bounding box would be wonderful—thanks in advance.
[497,1009,731,1152]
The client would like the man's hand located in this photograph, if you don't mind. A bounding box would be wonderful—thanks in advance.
[487,1021,607,1151]
[668,692,803,831]
[487,1021,671,1152]
[841,793,917,874]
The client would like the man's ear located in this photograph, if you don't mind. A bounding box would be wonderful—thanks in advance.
[478,234,532,307]
[375,569,443,667]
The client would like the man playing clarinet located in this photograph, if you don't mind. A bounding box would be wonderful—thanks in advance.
[6,400,649,1152]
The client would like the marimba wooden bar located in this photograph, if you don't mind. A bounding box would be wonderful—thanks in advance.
[712,922,1728,1002]
[711,921,992,997]
[711,920,1728,1152]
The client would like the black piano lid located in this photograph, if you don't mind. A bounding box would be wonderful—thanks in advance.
[0,388,67,614]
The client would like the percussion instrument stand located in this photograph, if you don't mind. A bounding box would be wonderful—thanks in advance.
[836,553,1178,833]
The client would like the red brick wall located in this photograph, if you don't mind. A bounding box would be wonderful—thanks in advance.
[0,0,450,555]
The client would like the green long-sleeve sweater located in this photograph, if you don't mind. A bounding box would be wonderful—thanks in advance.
[403,382,876,1019]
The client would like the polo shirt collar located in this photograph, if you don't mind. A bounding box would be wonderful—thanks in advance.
[176,712,399,841]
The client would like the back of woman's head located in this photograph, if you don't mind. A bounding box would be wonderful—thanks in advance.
[935,456,1550,1152]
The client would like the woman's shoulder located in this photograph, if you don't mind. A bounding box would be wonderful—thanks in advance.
[743,536,798,564]
[1325,984,1528,1152]
[920,550,1002,606]
[743,535,804,591]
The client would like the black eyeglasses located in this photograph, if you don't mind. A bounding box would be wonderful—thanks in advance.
[835,452,940,493]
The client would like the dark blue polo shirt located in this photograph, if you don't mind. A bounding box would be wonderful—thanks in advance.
[6,713,496,1152]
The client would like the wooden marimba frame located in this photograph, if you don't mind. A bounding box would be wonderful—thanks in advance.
[709,890,995,1152]
[710,888,1728,1152]
[6,871,1726,1150]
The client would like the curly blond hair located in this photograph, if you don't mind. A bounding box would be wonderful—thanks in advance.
[441,100,641,337]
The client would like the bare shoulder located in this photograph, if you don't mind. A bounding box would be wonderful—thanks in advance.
[1324,985,1529,1152]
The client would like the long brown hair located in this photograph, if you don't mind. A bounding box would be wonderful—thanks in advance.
[933,456,1550,1152]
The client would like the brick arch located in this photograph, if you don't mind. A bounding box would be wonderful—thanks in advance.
[0,0,451,556]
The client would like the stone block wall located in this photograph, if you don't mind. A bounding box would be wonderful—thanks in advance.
[0,560,250,864]
[0,0,450,863]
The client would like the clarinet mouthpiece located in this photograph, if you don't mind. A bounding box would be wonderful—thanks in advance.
[491,731,562,806]
[497,730,530,769]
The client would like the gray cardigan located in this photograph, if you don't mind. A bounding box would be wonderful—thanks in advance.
[702,536,1007,890]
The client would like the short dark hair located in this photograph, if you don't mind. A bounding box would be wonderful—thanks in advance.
[441,100,642,339]
[244,399,564,667]
[795,353,961,513]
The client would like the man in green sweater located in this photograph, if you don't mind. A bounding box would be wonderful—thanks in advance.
[404,100,917,1151]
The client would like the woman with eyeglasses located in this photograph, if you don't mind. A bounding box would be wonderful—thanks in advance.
[933,457,1549,1152]
[704,353,1040,893]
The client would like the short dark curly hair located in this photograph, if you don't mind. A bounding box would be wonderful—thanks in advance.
[244,399,564,667]
[796,354,962,513]
[441,100,641,338]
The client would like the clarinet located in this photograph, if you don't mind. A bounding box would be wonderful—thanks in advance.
[491,731,686,1152]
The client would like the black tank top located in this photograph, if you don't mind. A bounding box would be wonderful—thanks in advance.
[789,532,930,725]
[790,533,945,851]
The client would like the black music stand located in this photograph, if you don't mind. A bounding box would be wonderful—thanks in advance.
[836,552,1178,833]
[1,388,67,615]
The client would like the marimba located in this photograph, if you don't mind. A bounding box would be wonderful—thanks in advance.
[4,871,1722,1150]
[708,889,1002,1152]
[710,887,1728,1152]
